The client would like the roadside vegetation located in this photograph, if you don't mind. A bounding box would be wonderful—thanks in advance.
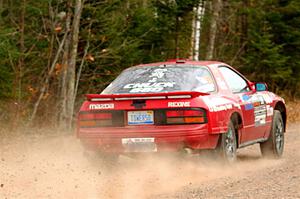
[0,0,299,130]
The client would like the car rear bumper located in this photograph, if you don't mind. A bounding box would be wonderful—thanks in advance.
[77,124,219,153]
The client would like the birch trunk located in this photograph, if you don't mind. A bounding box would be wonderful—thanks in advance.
[191,0,205,61]
[206,0,222,60]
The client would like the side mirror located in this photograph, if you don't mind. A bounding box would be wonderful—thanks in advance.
[255,82,268,91]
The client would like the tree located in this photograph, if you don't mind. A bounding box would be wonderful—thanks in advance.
[206,0,222,60]
[59,0,84,130]
[1,0,300,129]
[240,0,299,97]
[191,0,206,60]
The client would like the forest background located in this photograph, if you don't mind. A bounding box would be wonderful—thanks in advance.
[0,0,299,130]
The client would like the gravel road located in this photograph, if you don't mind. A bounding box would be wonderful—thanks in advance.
[155,123,300,199]
[0,123,299,199]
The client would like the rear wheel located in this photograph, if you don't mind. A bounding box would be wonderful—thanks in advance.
[260,110,284,158]
[217,121,237,163]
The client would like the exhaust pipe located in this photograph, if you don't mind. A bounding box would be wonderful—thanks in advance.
[183,147,193,154]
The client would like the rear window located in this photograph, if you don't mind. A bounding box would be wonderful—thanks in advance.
[102,65,216,94]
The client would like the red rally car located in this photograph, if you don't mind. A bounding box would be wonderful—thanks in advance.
[77,59,286,162]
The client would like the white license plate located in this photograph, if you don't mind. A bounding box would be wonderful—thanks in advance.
[122,138,157,152]
[127,111,154,125]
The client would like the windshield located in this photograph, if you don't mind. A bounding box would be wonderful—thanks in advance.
[102,65,216,94]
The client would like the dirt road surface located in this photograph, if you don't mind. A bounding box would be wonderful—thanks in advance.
[0,123,299,199]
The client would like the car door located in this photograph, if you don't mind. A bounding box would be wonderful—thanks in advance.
[218,66,267,143]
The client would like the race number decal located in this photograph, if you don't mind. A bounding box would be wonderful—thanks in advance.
[122,68,177,93]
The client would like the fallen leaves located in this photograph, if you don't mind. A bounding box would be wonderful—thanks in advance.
[54,26,62,33]
[86,54,95,62]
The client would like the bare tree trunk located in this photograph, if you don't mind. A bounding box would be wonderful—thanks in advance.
[14,0,25,127]
[65,0,84,130]
[19,0,26,101]
[206,0,222,60]
[73,21,92,110]
[58,4,72,129]
[29,31,68,124]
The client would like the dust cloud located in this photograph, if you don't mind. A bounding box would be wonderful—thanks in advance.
[0,129,281,199]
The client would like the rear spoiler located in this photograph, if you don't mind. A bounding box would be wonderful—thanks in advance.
[85,91,209,101]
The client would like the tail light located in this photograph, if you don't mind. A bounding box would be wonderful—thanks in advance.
[78,111,124,128]
[79,112,112,120]
[165,109,206,124]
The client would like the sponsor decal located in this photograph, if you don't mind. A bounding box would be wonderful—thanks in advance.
[244,103,254,110]
[168,101,191,107]
[121,68,177,93]
[254,105,267,126]
[241,94,254,110]
[266,105,274,116]
[252,95,267,126]
[240,94,266,109]
[255,114,266,125]
[211,104,233,112]
[202,97,234,112]
[129,87,163,93]
[233,103,241,109]
[239,93,268,126]
[262,93,273,104]
[89,103,114,110]
[124,82,176,93]
[149,68,167,78]
[124,82,175,89]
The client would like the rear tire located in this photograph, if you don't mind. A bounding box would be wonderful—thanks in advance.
[260,110,284,158]
[217,121,237,163]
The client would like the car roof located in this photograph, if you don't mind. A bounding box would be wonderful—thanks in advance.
[135,59,226,68]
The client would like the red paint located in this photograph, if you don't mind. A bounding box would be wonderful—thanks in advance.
[77,60,286,153]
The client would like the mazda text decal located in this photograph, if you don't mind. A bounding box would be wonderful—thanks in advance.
[89,103,114,110]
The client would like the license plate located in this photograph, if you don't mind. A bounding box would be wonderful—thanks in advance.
[122,138,157,152]
[127,111,154,125]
